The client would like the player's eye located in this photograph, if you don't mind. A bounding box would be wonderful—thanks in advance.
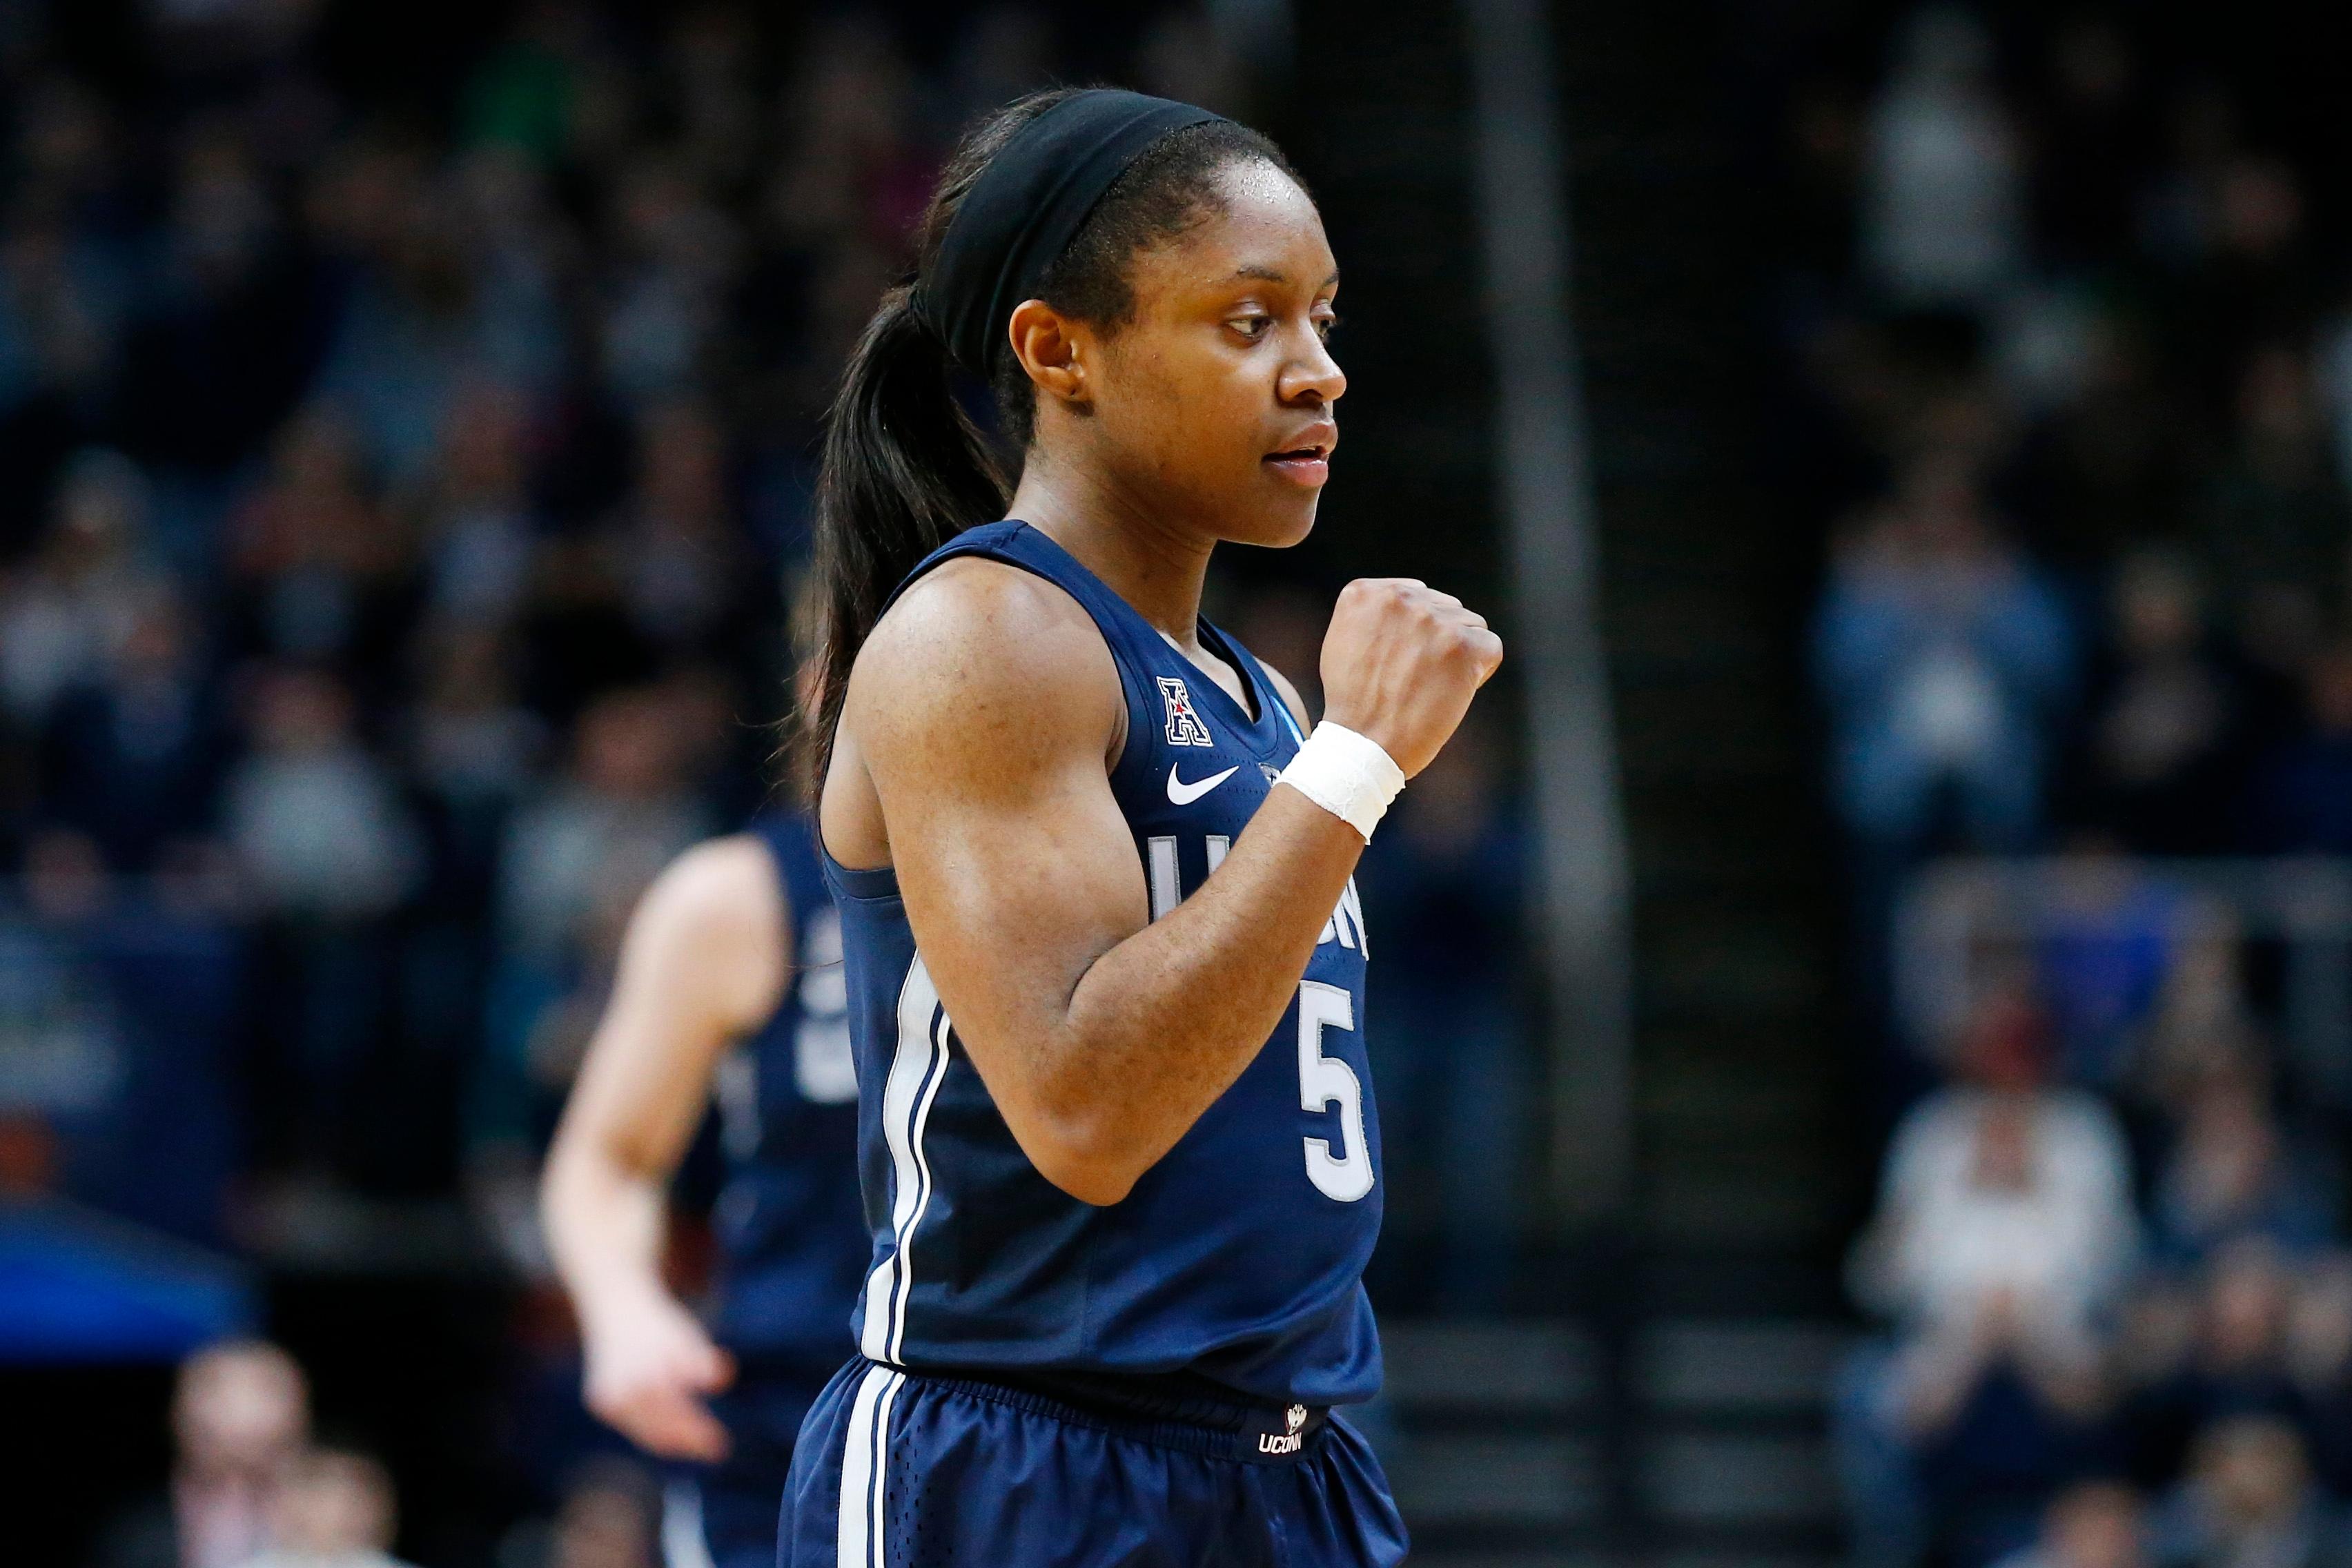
[1228,313,1273,340]
[1313,312,1339,342]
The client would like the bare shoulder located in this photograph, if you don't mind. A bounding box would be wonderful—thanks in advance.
[847,556,1121,765]
[635,841,781,963]
[625,841,790,1034]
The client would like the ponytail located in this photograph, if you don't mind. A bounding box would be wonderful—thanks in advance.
[790,88,1297,800]
[794,286,1006,796]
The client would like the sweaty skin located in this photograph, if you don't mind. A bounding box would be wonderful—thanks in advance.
[541,837,788,1461]
[823,162,1502,1206]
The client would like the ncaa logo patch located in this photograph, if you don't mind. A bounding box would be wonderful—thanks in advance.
[1158,676,1214,747]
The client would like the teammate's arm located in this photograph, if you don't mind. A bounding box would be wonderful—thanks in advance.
[539,837,786,1461]
[845,564,1497,1206]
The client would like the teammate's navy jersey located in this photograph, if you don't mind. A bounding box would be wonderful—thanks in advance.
[821,520,1382,1409]
[707,812,870,1366]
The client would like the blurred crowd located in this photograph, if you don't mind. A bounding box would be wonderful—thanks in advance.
[100,1337,672,1568]
[1769,6,2352,1567]
[0,0,1246,1235]
[0,3,1533,1562]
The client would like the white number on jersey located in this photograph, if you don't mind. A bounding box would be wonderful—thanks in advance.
[1297,979,1373,1202]
[712,905,859,1154]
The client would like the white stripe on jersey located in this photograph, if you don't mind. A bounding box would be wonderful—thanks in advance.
[862,955,950,1363]
[894,1007,952,1360]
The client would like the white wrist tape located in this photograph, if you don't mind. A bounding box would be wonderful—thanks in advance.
[1277,722,1406,843]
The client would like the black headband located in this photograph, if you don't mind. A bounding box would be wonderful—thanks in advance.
[914,89,1226,375]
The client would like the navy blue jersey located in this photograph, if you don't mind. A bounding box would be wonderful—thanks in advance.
[821,521,1382,1409]
[706,813,870,1366]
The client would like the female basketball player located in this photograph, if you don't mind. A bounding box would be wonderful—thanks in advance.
[541,815,867,1568]
[787,88,1502,1566]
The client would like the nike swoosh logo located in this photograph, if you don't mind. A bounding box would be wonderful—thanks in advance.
[1166,763,1240,806]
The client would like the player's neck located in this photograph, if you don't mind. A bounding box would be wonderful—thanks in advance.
[1008,459,1213,648]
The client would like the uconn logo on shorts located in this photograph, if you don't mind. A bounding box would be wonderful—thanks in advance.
[1257,1403,1311,1457]
[1159,676,1214,747]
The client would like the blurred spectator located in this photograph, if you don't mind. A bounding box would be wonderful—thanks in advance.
[405,623,547,899]
[41,585,231,870]
[226,667,420,1181]
[1841,986,2137,1567]
[2150,1415,2352,1568]
[2130,925,2270,1125]
[114,119,320,529]
[2121,1242,2309,1489]
[1997,1482,2152,1568]
[2151,145,2320,405]
[509,1457,660,1568]
[1861,8,2023,311]
[13,822,246,1244]
[609,400,744,657]
[2290,1260,2352,1497]
[309,156,552,489]
[414,382,538,630]
[2198,349,2350,676]
[1852,987,2139,1339]
[224,413,412,678]
[2150,1068,2335,1268]
[1,447,158,723]
[225,667,419,920]
[472,682,707,1246]
[242,1447,413,1568]
[1814,452,2075,860]
[595,155,738,414]
[99,1340,310,1568]
[2067,552,2242,854]
[0,163,131,429]
[495,683,703,964]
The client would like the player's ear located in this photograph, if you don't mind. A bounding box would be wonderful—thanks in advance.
[1008,299,1088,409]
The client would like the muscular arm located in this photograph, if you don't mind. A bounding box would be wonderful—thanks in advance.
[539,836,783,1458]
[839,563,1493,1206]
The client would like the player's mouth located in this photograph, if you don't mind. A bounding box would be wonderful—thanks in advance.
[1262,427,1337,487]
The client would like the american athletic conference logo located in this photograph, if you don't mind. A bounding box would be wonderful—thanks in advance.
[1158,676,1214,747]
[1258,1403,1310,1456]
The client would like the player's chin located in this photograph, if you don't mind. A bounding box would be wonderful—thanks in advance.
[1229,473,1323,547]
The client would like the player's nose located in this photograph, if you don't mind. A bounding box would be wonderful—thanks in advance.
[1280,333,1346,407]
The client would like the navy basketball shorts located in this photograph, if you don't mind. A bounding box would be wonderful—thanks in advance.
[778,1357,1410,1567]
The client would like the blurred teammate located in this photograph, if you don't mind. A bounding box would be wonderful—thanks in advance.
[542,814,865,1568]
[783,89,1500,1565]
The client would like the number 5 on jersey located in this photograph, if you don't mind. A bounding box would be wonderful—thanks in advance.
[1297,981,1373,1202]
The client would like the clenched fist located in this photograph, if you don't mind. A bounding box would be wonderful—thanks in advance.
[1317,578,1504,778]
